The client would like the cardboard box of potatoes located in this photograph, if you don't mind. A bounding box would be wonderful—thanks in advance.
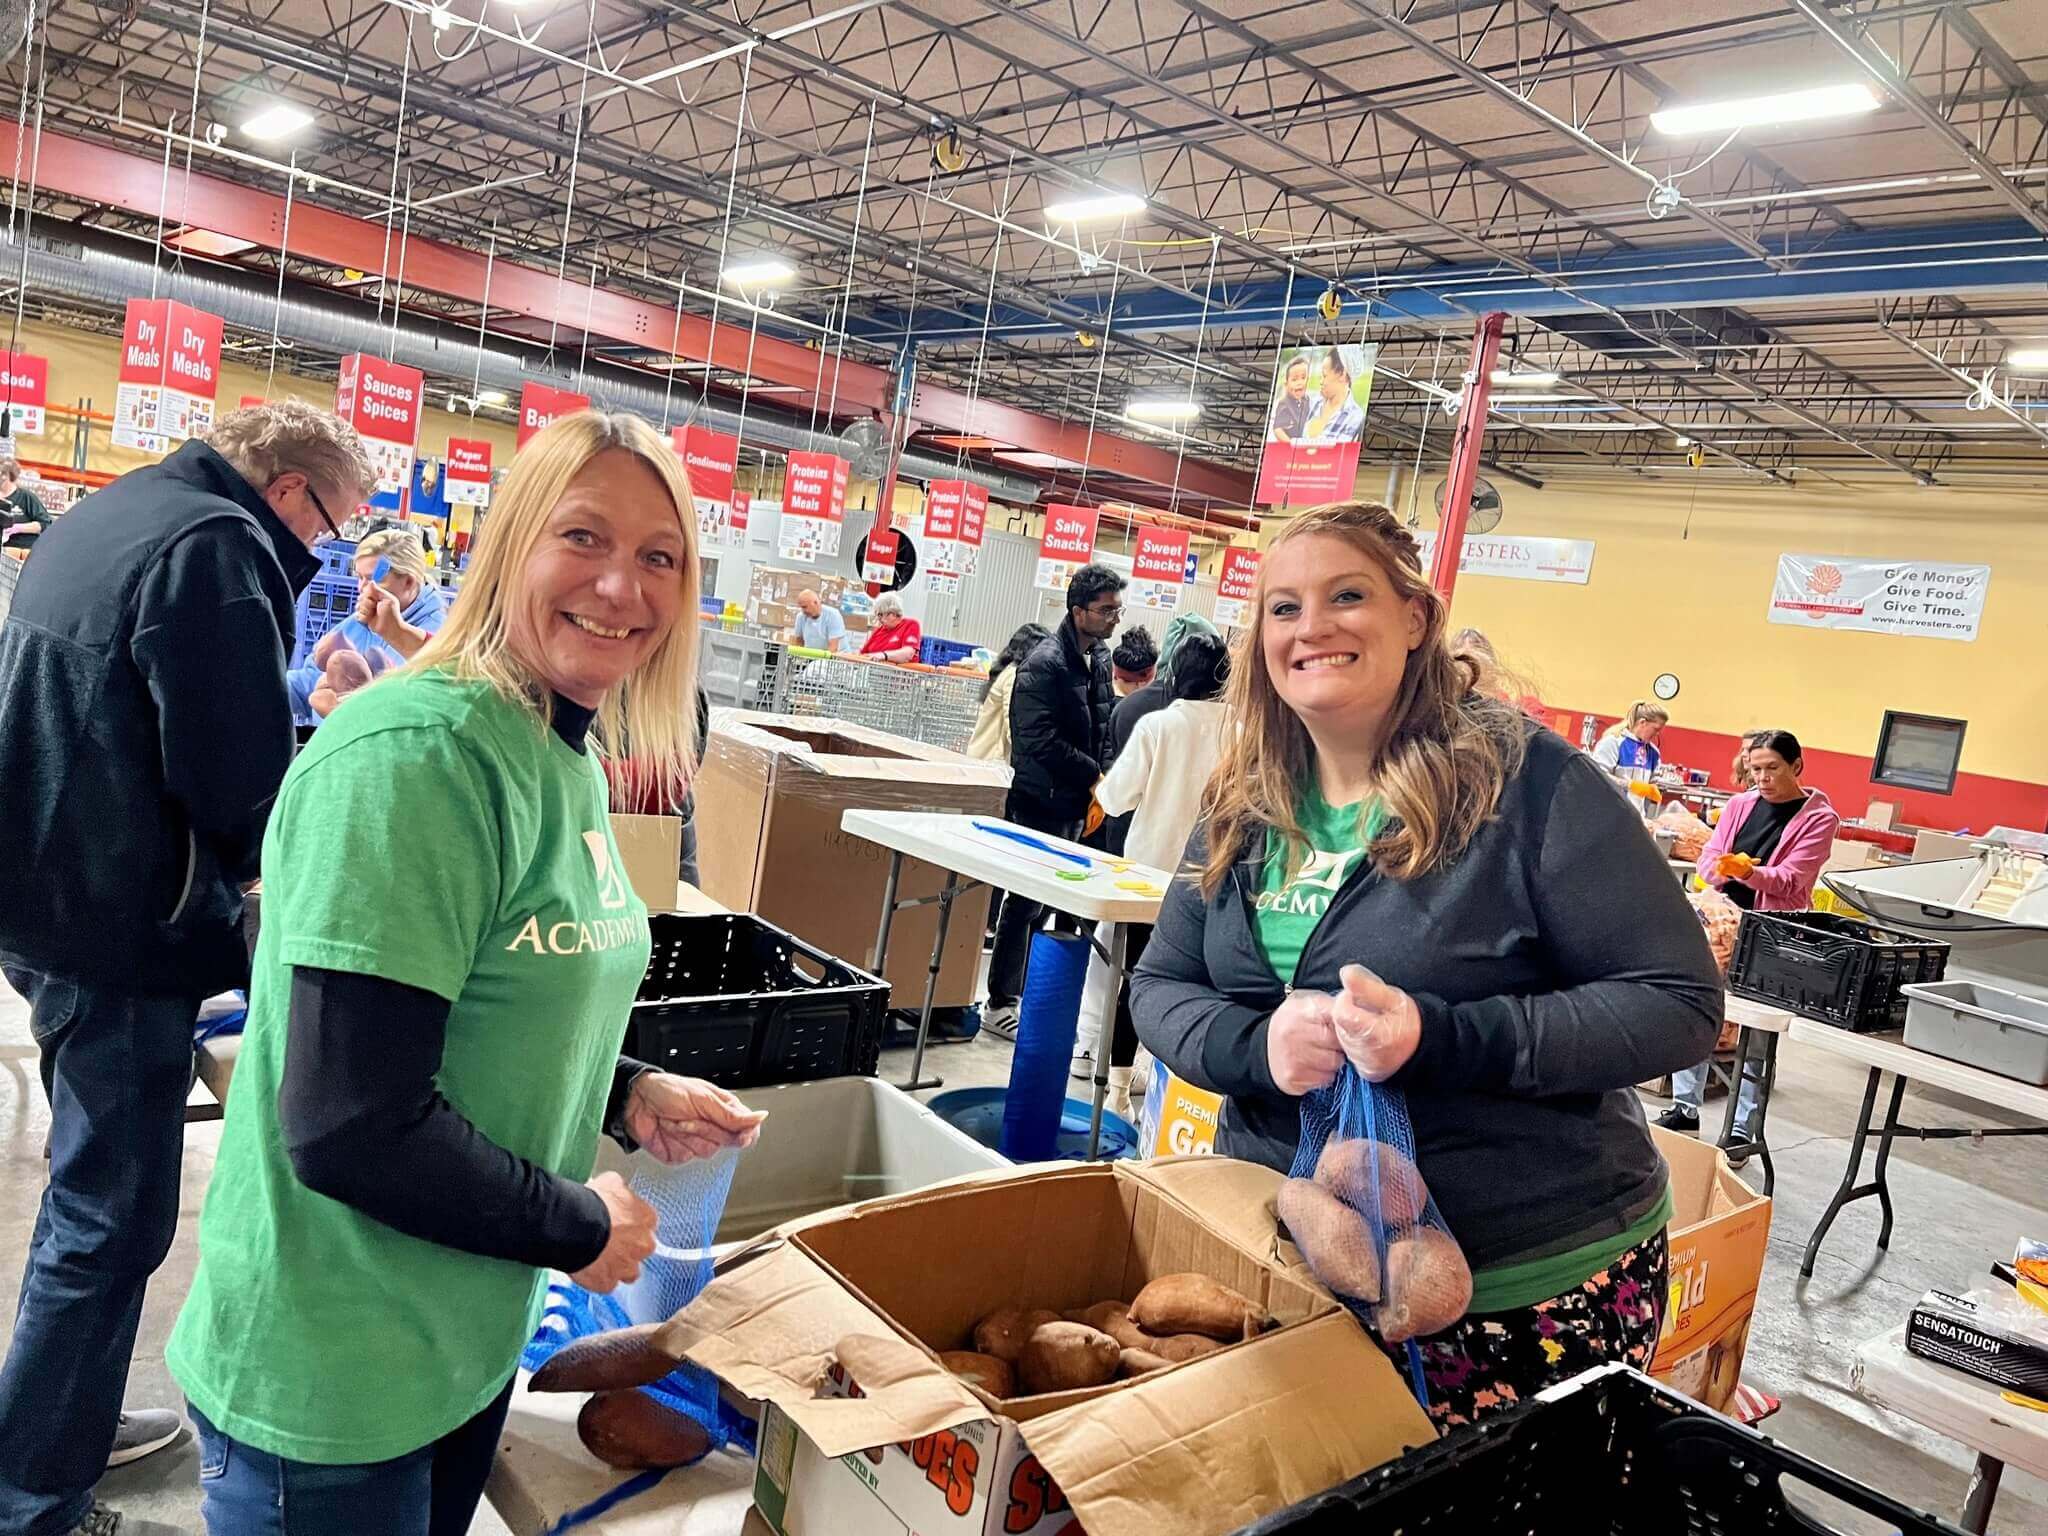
[654,1157,1435,1536]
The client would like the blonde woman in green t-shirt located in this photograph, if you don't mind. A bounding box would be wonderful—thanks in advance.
[168,413,765,1534]
[1131,501,1721,1430]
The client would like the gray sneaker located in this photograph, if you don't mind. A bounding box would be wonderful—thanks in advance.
[105,1409,184,1469]
[72,1503,186,1535]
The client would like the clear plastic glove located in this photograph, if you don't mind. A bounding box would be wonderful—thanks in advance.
[1266,989,1345,1096]
[624,1072,768,1164]
[1330,964,1422,1082]
[571,1171,657,1292]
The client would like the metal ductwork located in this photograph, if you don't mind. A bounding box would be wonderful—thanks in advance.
[5,231,1043,505]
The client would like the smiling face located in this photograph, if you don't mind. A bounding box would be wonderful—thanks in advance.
[1259,533,1425,741]
[506,448,689,707]
[1283,360,1310,401]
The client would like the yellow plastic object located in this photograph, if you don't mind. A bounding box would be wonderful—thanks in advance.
[2000,1390,2048,1413]
[1627,780,1663,805]
[1115,879,1163,896]
[2016,1275,2048,1318]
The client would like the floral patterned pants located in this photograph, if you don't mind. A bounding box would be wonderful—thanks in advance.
[1390,1228,1668,1430]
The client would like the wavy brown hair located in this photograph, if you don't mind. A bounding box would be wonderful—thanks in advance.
[1197,501,1528,897]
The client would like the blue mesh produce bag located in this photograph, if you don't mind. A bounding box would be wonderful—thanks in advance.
[522,1147,755,1457]
[1286,1065,1473,1405]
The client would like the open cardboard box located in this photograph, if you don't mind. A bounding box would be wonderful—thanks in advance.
[1647,1126,1772,1413]
[656,1158,1434,1536]
[695,712,1011,1008]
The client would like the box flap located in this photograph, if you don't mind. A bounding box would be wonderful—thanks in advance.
[1018,1311,1434,1536]
[1119,1156,1289,1261]
[657,1243,987,1455]
[713,710,1010,784]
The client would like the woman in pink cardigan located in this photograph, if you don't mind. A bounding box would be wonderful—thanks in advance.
[1657,729,1841,1137]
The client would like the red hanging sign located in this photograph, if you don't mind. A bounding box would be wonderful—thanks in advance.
[1035,503,1099,591]
[674,425,739,507]
[1215,547,1261,628]
[959,481,988,549]
[517,382,591,446]
[334,353,426,496]
[114,299,223,452]
[1132,526,1191,583]
[863,524,901,587]
[0,349,49,436]
[445,438,493,506]
[731,491,750,536]
[783,451,849,521]
[923,479,963,542]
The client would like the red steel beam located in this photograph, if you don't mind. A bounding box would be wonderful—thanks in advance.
[5,123,1257,502]
[1430,311,1506,603]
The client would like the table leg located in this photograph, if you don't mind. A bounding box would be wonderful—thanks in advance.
[1715,1030,1777,1198]
[1800,1067,1887,1279]
[902,872,958,1094]
[1961,1452,2004,1534]
[1872,1073,1906,1253]
[869,852,903,977]
[1085,924,1129,1160]
[1715,1030,1753,1148]
[1752,1032,1778,1198]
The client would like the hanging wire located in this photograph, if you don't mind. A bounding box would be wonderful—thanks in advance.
[169,0,212,272]
[1404,335,1446,527]
[264,151,298,400]
[149,114,176,300]
[386,169,414,348]
[823,99,877,427]
[951,151,1017,472]
[469,220,497,415]
[1257,264,1298,503]
[376,8,417,326]
[1073,225,1127,505]
[6,0,40,235]
[575,261,600,388]
[668,47,753,433]
[1164,235,1221,514]
[546,0,600,355]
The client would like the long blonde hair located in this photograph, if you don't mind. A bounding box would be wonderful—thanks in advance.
[409,411,700,799]
[353,525,432,603]
[1599,699,1670,743]
[1198,501,1526,897]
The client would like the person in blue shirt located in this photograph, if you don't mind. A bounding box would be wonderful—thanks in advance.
[1591,700,1669,775]
[786,587,848,653]
[288,525,450,721]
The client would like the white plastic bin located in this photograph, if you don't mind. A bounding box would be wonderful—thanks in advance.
[1900,980,2048,1086]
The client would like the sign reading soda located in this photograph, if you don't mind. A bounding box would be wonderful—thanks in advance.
[1214,547,1260,628]
[1035,503,1099,591]
[517,382,590,446]
[0,349,49,437]
[445,438,493,507]
[114,299,222,454]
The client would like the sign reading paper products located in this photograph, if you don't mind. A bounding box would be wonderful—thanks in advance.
[1130,526,1192,613]
[1214,547,1261,628]
[673,425,742,547]
[1036,503,1099,591]
[0,349,49,436]
[517,382,590,446]
[1768,553,1989,641]
[114,299,222,454]
[1413,530,1595,585]
[334,353,425,495]
[444,438,493,506]
[778,450,849,560]
[862,525,901,587]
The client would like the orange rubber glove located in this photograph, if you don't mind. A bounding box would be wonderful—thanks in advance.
[1084,798,1106,837]
[1714,852,1758,881]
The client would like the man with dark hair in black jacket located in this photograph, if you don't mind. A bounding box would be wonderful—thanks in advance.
[982,562,1124,1038]
[0,403,372,1536]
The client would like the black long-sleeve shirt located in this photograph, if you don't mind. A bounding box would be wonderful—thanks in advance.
[277,693,652,1272]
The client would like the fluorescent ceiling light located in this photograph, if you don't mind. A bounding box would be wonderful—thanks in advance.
[1489,369,1560,387]
[2005,347,2048,370]
[1043,191,1146,224]
[475,388,509,406]
[1124,397,1201,422]
[1650,82,1879,137]
[240,101,314,141]
[720,255,796,286]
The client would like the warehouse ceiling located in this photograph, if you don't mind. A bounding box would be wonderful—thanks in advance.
[22,0,2048,499]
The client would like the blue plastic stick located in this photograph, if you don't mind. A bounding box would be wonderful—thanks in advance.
[371,557,390,583]
[969,819,1092,867]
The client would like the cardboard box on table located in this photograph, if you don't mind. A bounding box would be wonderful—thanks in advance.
[1647,1126,1773,1413]
[608,814,683,912]
[656,1157,1433,1536]
[695,712,1011,1008]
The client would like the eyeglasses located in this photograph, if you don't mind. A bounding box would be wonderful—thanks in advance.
[303,481,342,545]
[1087,603,1125,621]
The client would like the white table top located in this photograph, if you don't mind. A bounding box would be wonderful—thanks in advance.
[839,809,1172,924]
[1787,1017,2048,1119]
[486,1372,756,1536]
[1853,1327,2048,1479]
[1724,995,1796,1035]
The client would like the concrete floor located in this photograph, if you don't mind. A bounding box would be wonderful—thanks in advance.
[4,981,2046,1534]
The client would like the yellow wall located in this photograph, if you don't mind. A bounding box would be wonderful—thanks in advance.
[9,315,521,481]
[1379,471,2048,783]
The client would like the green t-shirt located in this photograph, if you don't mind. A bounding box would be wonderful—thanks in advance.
[1253,783,1385,984]
[167,669,653,1465]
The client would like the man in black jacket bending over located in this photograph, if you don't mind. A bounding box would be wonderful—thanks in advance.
[983,563,1124,1038]
[0,401,372,1536]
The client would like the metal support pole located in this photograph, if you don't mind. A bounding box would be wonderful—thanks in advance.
[902,871,959,1093]
[1429,311,1506,603]
[872,345,918,539]
[869,851,903,976]
[1085,922,1131,1159]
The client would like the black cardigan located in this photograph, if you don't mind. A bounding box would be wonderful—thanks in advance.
[1130,724,1722,1271]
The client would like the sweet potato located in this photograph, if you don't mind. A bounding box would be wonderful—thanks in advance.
[939,1350,1015,1399]
[1129,1273,1259,1342]
[1277,1177,1381,1302]
[1100,1307,1223,1362]
[1377,1227,1474,1344]
[1016,1322,1121,1394]
[576,1389,712,1470]
[529,1322,677,1394]
[1117,1347,1172,1378]
[1063,1301,1130,1333]
[1312,1139,1428,1229]
[972,1306,1062,1364]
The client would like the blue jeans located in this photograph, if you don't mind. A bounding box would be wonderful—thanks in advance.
[1673,1058,1760,1129]
[0,967,199,1536]
[189,1381,514,1536]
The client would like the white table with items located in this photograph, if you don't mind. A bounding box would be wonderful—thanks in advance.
[1853,1325,2048,1533]
[838,809,1170,1154]
[1788,1018,2048,1278]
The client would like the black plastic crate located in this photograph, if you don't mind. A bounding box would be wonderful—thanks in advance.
[1232,1364,1966,1536]
[627,912,889,1088]
[1727,909,1948,1032]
